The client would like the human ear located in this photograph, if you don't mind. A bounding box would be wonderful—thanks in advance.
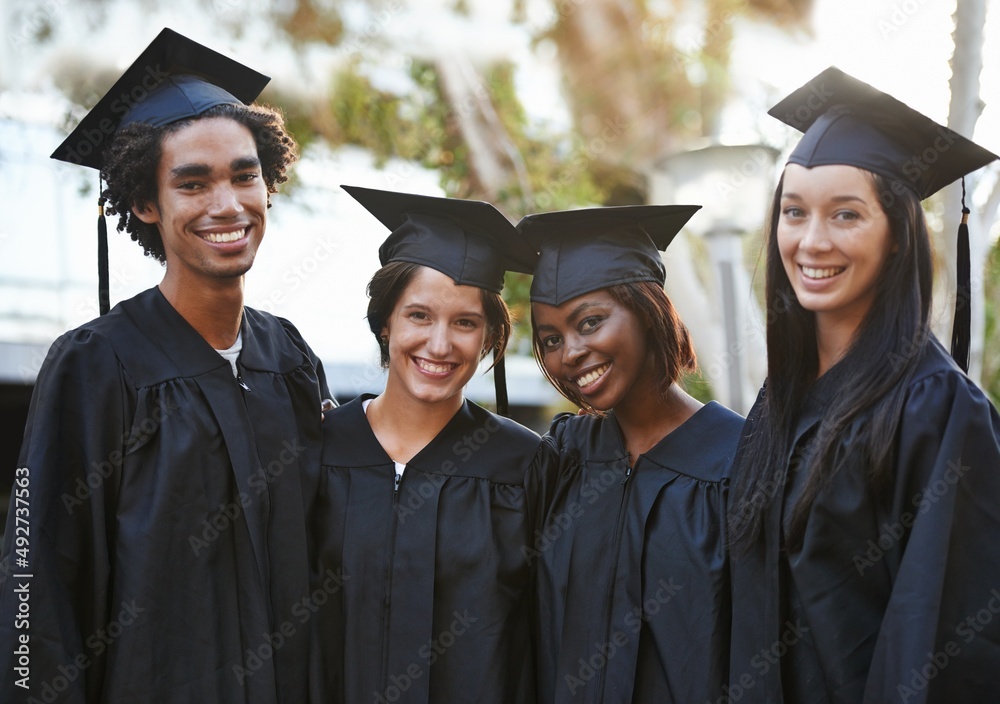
[132,202,160,224]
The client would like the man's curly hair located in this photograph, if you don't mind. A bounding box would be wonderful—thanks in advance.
[100,102,298,262]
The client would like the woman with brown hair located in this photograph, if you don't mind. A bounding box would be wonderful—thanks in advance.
[522,205,744,703]
[314,186,557,704]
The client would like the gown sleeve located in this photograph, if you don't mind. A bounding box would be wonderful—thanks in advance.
[864,368,1000,702]
[528,428,563,528]
[0,329,129,703]
[277,315,332,402]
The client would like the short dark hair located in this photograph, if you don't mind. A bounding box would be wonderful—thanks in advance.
[530,280,697,412]
[366,261,513,368]
[100,102,298,263]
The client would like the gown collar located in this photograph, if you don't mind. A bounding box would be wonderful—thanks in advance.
[112,287,307,382]
[604,401,736,482]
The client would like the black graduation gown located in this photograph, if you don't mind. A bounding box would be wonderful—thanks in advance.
[729,336,1000,703]
[314,395,558,704]
[0,287,329,704]
[536,401,743,704]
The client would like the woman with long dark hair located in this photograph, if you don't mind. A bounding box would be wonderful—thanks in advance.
[522,205,744,703]
[313,186,556,703]
[728,68,1000,702]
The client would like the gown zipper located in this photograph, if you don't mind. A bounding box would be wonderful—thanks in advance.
[233,363,275,634]
[594,456,633,701]
[379,467,403,697]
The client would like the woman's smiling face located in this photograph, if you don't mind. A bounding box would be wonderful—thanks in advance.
[777,163,895,334]
[382,265,488,407]
[533,288,653,412]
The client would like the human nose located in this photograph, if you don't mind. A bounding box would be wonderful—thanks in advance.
[561,334,586,367]
[425,322,453,358]
[798,217,833,253]
[208,183,244,217]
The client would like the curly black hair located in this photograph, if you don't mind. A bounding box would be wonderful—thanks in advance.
[100,102,298,262]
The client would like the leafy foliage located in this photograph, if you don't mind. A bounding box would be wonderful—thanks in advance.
[983,238,1000,405]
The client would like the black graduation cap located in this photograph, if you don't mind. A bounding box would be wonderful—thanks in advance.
[341,185,537,291]
[342,184,537,416]
[52,27,269,169]
[518,205,701,306]
[769,66,999,372]
[50,27,270,313]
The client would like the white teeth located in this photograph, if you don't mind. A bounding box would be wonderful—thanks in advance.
[204,228,246,243]
[417,360,452,374]
[802,265,844,279]
[575,364,609,388]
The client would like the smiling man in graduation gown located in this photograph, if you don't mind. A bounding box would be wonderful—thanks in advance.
[0,29,331,703]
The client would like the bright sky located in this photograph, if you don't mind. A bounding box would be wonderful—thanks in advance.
[0,0,997,367]
[728,0,999,146]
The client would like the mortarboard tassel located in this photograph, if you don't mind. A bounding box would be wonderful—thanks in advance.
[97,187,110,316]
[950,177,971,373]
[493,347,509,418]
